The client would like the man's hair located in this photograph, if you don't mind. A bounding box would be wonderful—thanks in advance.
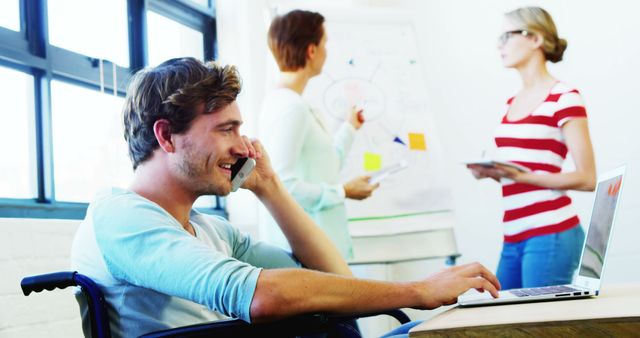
[267,10,325,71]
[122,57,241,169]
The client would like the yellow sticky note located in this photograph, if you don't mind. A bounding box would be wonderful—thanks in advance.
[408,132,427,151]
[363,152,382,171]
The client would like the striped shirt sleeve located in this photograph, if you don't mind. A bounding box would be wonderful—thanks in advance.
[553,91,587,127]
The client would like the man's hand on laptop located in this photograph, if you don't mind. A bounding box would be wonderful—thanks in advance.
[416,262,501,309]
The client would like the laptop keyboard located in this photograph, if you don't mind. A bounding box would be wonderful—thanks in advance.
[509,285,579,297]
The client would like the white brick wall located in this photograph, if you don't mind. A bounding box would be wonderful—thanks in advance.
[0,218,83,338]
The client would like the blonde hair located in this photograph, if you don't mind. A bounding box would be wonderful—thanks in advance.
[505,7,567,63]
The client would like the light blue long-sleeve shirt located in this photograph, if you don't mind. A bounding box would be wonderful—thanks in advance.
[71,187,300,338]
[259,88,356,258]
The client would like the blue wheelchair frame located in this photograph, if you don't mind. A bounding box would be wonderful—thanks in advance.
[21,271,410,338]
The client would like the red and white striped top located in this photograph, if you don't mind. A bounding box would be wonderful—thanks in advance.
[494,82,587,243]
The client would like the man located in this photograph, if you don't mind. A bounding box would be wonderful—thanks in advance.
[71,57,500,338]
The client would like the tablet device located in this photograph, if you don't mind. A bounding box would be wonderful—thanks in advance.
[463,159,530,172]
[369,160,409,185]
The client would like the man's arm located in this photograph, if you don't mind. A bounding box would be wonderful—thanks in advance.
[250,262,500,322]
[256,176,352,276]
[242,138,351,276]
[240,138,500,322]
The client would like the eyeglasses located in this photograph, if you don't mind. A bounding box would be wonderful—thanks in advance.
[498,30,530,45]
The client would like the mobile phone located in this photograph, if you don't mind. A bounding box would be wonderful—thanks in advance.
[230,157,256,192]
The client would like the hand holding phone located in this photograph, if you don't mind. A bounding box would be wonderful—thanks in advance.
[230,157,256,192]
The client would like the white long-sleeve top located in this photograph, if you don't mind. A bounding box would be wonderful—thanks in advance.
[258,88,356,258]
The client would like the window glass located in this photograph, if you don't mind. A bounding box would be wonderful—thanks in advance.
[147,11,204,66]
[48,0,129,67]
[50,80,132,202]
[0,66,36,198]
[187,0,209,7]
[0,0,20,31]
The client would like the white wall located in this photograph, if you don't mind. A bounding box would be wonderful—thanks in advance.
[217,0,640,282]
[0,218,82,338]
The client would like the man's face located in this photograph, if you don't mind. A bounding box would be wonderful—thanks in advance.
[171,101,248,197]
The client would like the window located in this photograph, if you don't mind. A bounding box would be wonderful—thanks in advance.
[0,0,219,219]
[147,11,204,66]
[0,66,36,199]
[0,1,20,31]
[48,0,130,67]
[51,81,130,202]
[187,0,209,8]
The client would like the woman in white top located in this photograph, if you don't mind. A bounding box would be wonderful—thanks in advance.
[259,10,379,259]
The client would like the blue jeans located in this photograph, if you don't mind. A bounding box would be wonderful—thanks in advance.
[379,320,422,338]
[496,225,585,289]
[304,319,420,338]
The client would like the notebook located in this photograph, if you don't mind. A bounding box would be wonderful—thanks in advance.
[458,166,626,307]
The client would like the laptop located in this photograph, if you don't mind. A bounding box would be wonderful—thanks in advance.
[458,166,626,307]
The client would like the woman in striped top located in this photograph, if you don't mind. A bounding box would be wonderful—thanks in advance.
[468,7,596,289]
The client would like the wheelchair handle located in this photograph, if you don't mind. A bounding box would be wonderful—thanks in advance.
[21,271,78,296]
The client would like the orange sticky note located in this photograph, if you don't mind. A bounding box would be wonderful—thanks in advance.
[408,133,427,151]
[363,152,382,171]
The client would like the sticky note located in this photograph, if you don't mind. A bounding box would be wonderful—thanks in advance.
[364,152,382,171]
[408,133,427,151]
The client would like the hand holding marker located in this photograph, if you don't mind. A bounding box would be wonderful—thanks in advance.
[350,106,365,129]
[357,109,365,124]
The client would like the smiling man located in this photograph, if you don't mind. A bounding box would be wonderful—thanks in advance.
[70,57,500,338]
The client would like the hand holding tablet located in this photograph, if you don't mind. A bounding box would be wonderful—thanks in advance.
[463,159,530,172]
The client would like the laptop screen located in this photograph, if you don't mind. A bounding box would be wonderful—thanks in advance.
[578,174,624,279]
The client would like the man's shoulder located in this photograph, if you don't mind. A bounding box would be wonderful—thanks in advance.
[90,187,136,204]
[190,211,236,238]
[87,187,173,230]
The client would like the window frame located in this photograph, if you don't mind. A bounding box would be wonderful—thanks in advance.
[0,0,224,219]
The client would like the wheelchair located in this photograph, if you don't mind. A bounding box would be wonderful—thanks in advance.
[21,271,411,338]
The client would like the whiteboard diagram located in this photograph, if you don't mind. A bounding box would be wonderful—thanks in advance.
[303,19,455,234]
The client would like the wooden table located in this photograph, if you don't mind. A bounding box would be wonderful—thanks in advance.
[410,283,640,337]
